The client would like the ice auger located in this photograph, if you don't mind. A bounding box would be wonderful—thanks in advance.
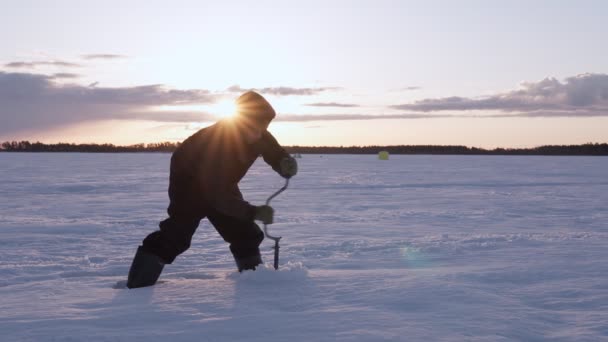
[263,177,289,270]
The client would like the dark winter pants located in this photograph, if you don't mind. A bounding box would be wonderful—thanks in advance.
[141,168,263,266]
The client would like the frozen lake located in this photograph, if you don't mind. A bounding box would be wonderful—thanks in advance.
[1,153,607,341]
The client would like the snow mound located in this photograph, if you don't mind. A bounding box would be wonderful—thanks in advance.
[228,261,309,283]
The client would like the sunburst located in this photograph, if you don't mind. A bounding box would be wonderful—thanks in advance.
[210,99,238,120]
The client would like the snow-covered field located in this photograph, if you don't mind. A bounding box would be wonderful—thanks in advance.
[1,153,607,341]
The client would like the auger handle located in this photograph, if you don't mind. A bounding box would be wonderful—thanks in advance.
[263,177,289,269]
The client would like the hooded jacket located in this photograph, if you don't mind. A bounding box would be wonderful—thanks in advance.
[170,118,289,221]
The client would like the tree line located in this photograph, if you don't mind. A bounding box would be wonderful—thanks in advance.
[1,140,607,155]
[286,143,608,155]
[0,141,178,153]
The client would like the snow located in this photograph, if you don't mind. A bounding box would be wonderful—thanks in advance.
[1,153,607,341]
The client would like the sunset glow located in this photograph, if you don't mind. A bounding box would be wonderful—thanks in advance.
[207,100,238,120]
[0,1,606,147]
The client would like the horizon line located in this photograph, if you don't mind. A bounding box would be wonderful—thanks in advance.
[1,140,607,151]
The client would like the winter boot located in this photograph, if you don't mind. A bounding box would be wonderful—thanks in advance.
[127,246,165,289]
[235,254,262,272]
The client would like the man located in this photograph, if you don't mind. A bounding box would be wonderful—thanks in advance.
[127,91,298,289]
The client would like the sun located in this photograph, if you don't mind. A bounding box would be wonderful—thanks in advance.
[210,99,238,119]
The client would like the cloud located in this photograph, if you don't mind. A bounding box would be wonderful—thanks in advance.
[0,71,220,134]
[81,54,128,60]
[275,113,451,122]
[274,110,608,121]
[391,73,608,116]
[51,73,81,79]
[275,111,608,122]
[305,102,360,108]
[479,111,608,118]
[5,60,82,68]
[122,110,215,122]
[227,84,341,96]
[389,86,421,92]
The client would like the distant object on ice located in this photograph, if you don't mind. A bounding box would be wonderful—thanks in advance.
[378,150,389,160]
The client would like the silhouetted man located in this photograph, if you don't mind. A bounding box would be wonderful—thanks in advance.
[127,91,298,288]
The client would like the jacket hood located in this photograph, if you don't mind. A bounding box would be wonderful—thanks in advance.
[235,91,276,123]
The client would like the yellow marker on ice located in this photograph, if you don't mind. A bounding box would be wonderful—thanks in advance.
[378,151,389,160]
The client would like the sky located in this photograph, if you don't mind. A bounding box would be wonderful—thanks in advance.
[1,0,607,148]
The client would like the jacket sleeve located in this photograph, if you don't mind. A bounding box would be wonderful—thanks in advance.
[211,190,257,221]
[198,164,257,221]
[192,131,257,221]
[260,131,290,175]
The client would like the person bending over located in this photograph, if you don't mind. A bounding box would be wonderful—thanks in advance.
[127,91,298,289]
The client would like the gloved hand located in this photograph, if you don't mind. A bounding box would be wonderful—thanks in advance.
[254,205,274,224]
[279,156,298,178]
